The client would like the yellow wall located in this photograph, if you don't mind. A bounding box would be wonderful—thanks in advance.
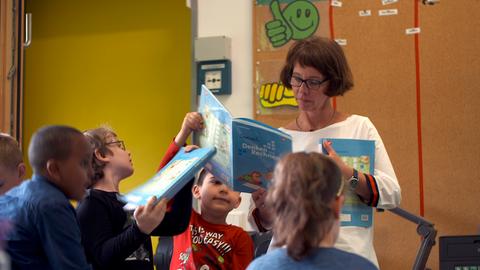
[23,0,191,194]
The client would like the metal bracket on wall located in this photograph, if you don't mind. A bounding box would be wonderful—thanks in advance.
[24,13,31,48]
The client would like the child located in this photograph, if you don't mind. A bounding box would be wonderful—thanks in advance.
[0,133,25,194]
[169,168,254,270]
[247,152,377,270]
[0,125,93,270]
[76,112,203,270]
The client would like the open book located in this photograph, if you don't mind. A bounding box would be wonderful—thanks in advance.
[321,138,375,227]
[195,85,292,193]
[122,146,216,209]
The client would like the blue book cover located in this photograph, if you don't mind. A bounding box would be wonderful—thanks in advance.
[321,138,375,228]
[122,147,216,209]
[196,85,292,193]
[232,118,291,192]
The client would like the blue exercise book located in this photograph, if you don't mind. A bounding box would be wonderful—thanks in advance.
[195,85,292,193]
[122,146,216,209]
[321,138,375,228]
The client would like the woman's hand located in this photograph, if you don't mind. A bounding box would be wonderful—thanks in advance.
[322,140,354,179]
[252,188,267,209]
[323,140,371,199]
[252,188,272,229]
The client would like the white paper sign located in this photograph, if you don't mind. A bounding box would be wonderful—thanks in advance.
[405,27,421,35]
[331,0,343,7]
[382,0,399,5]
[378,9,398,16]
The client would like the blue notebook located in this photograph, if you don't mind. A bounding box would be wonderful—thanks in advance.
[123,146,216,209]
[195,85,292,193]
[321,138,375,228]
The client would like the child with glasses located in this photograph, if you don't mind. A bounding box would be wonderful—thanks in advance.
[76,112,204,270]
[247,152,377,270]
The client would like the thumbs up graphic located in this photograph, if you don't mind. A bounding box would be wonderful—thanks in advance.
[259,82,297,108]
[264,0,320,48]
[266,0,293,48]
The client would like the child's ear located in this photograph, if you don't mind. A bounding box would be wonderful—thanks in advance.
[17,162,26,179]
[46,159,61,182]
[192,185,201,199]
[332,195,345,219]
[94,149,109,162]
[233,193,242,209]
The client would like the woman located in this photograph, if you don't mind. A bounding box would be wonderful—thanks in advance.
[249,36,401,267]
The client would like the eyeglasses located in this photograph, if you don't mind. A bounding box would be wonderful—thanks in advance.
[106,140,126,151]
[290,75,329,91]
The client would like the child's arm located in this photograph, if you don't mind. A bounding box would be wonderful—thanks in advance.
[174,112,203,147]
[157,112,203,170]
[232,230,255,270]
[150,112,203,236]
[39,204,92,270]
[77,196,150,267]
[149,180,193,236]
[134,197,168,234]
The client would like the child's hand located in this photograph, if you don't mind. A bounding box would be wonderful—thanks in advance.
[252,188,272,229]
[175,112,204,147]
[134,196,168,234]
[184,145,199,152]
[182,112,204,133]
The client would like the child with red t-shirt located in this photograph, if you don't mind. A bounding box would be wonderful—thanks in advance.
[159,112,254,269]
[169,168,254,270]
[164,113,254,270]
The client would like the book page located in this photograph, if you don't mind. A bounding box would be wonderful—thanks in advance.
[196,85,233,184]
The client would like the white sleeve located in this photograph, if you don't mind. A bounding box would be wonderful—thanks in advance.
[367,119,402,209]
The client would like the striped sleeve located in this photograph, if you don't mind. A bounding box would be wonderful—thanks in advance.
[363,173,380,207]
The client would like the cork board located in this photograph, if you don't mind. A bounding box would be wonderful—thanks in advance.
[253,1,480,269]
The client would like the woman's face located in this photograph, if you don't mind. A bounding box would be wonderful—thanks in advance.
[291,63,330,112]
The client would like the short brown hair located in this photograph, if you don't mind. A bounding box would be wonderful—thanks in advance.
[194,167,209,186]
[267,152,343,260]
[0,133,23,170]
[279,36,354,97]
[83,126,117,186]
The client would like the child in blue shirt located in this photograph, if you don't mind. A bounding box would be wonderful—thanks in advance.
[247,152,377,270]
[0,125,94,270]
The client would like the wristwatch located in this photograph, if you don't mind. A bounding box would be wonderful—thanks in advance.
[348,169,359,191]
